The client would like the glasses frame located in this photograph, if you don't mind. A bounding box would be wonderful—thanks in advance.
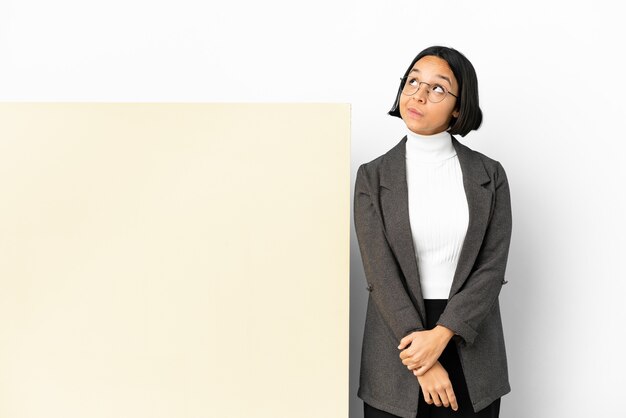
[400,76,458,103]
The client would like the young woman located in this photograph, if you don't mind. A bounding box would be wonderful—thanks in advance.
[354,46,512,418]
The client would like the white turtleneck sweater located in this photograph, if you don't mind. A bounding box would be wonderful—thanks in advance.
[405,127,469,300]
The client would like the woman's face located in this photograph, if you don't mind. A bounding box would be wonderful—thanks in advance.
[399,55,460,135]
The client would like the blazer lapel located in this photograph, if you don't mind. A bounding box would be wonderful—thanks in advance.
[379,135,493,322]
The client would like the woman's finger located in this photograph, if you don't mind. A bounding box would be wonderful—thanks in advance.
[414,362,434,377]
[430,390,443,407]
[445,385,458,411]
[437,388,450,408]
[422,388,433,405]
[403,358,418,369]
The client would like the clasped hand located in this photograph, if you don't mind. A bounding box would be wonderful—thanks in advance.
[399,327,459,411]
[397,328,449,376]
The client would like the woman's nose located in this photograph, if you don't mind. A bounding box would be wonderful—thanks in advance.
[413,85,428,103]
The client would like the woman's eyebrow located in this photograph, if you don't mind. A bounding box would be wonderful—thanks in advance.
[409,68,452,87]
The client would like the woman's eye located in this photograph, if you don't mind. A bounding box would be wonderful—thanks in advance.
[432,85,445,93]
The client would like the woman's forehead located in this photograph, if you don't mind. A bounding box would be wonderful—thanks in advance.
[410,56,456,85]
[411,56,452,73]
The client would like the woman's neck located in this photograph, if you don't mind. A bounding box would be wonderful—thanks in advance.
[405,127,456,163]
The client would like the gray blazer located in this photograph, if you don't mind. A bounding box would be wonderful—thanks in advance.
[354,135,512,417]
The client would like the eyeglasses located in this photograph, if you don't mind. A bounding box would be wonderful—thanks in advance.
[400,76,458,103]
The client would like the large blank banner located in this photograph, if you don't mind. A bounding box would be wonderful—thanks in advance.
[0,103,350,418]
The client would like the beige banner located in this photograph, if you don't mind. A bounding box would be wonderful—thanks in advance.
[0,103,350,418]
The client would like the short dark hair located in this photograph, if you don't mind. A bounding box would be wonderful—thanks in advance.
[388,45,483,137]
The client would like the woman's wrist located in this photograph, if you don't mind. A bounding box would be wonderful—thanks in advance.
[433,325,455,344]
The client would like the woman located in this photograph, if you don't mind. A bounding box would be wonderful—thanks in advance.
[354,46,512,418]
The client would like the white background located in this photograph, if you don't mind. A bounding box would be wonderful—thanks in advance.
[2,1,625,417]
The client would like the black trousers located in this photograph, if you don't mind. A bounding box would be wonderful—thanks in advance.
[363,299,501,418]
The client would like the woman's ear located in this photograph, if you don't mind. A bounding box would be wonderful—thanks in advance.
[452,109,460,118]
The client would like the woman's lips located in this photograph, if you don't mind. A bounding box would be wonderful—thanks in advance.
[408,108,423,118]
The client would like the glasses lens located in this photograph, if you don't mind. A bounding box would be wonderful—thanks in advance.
[428,85,447,103]
[401,78,448,103]
[402,78,418,96]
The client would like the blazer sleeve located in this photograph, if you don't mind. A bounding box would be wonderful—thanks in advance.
[354,164,425,344]
[435,161,513,346]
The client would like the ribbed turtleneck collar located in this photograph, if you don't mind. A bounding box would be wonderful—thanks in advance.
[405,127,456,163]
